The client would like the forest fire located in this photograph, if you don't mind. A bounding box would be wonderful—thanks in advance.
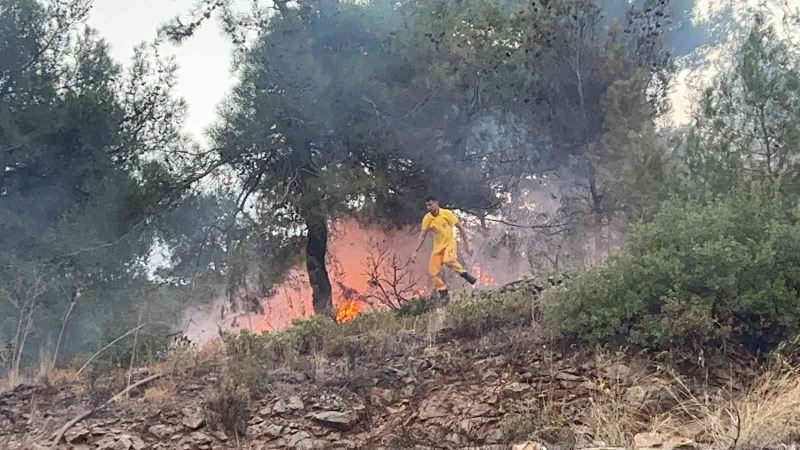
[472,265,497,286]
[196,219,528,341]
[335,301,363,323]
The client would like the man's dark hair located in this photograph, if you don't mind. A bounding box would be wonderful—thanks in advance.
[424,195,438,203]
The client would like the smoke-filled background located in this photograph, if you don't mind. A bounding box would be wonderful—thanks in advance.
[1,0,799,374]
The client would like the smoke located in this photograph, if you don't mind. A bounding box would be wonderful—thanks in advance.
[182,215,539,342]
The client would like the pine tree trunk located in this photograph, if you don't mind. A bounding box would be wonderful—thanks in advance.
[305,215,333,316]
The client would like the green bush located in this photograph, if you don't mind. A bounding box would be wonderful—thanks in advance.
[204,378,250,436]
[545,182,800,354]
[445,287,537,338]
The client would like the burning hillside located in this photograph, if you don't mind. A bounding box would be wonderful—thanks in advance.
[184,219,528,341]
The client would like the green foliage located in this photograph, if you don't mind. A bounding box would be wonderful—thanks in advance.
[445,288,537,338]
[545,182,800,355]
[686,14,800,196]
[223,312,423,371]
[0,0,195,373]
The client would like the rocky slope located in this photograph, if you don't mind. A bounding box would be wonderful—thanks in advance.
[0,283,795,449]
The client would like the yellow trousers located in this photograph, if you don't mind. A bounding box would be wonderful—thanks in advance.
[429,243,466,292]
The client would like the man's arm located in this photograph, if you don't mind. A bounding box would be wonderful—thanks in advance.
[414,228,430,256]
[455,221,472,255]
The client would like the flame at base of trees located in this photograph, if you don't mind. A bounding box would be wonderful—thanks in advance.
[335,301,362,323]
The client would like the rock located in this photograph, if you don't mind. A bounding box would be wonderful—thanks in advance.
[634,432,699,450]
[512,442,548,450]
[485,428,505,444]
[482,369,499,381]
[93,435,146,450]
[187,431,213,445]
[287,395,304,411]
[286,431,314,449]
[266,424,284,437]
[64,426,91,443]
[182,408,205,430]
[370,388,394,406]
[310,411,357,430]
[604,363,631,381]
[624,385,649,405]
[504,381,531,394]
[211,430,228,442]
[129,436,147,450]
[580,380,601,391]
[273,399,289,414]
[258,405,273,416]
[555,371,582,382]
[445,432,461,445]
[94,436,124,450]
[148,424,179,439]
[418,398,449,420]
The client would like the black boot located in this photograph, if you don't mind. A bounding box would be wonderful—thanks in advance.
[460,272,478,285]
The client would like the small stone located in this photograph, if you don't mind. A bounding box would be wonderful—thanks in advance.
[580,380,601,391]
[188,431,213,445]
[182,409,205,430]
[370,388,394,406]
[129,436,147,450]
[94,436,123,450]
[258,405,273,416]
[446,432,461,444]
[273,399,289,414]
[286,431,314,449]
[605,363,631,381]
[64,426,91,443]
[504,381,531,394]
[211,430,228,442]
[624,385,649,405]
[484,428,504,443]
[634,432,699,450]
[287,395,304,411]
[310,411,358,430]
[482,369,499,381]
[266,424,284,437]
[555,371,582,382]
[512,442,548,450]
[148,424,178,439]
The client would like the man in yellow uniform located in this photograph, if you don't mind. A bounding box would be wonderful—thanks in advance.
[413,195,477,299]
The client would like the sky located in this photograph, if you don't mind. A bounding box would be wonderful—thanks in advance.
[87,0,799,143]
[87,0,235,143]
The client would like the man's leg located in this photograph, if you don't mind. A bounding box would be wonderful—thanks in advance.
[443,244,477,285]
[428,251,448,296]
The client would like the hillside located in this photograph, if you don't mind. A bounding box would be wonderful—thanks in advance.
[3,280,800,450]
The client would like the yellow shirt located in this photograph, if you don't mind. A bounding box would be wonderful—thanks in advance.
[422,208,458,253]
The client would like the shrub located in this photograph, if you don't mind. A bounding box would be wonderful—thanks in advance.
[445,287,537,338]
[545,182,800,355]
[204,378,250,437]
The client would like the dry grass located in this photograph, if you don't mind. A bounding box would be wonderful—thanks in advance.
[0,372,22,391]
[578,384,642,446]
[665,364,800,448]
[143,377,178,405]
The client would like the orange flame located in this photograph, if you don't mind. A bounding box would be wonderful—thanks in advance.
[472,265,497,287]
[335,301,363,323]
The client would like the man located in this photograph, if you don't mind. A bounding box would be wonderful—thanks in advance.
[413,195,478,299]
